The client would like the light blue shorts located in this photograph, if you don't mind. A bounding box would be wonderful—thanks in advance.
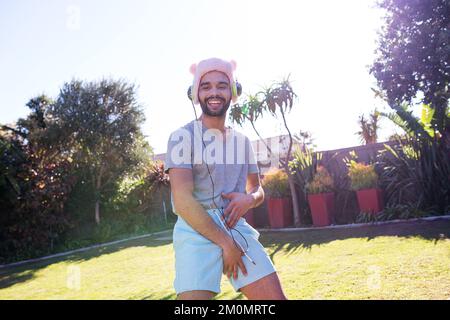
[172,208,276,295]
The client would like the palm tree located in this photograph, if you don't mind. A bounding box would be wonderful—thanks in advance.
[356,109,380,145]
[228,76,303,226]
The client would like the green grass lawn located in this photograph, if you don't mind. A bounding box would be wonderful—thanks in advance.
[1,219,449,300]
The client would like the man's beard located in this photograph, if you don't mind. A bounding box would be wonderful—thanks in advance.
[199,96,231,117]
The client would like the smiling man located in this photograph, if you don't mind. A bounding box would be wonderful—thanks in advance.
[164,57,287,300]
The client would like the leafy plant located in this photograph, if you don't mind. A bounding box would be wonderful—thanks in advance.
[355,211,380,224]
[355,204,431,223]
[146,161,170,189]
[377,204,430,221]
[0,135,76,263]
[377,135,450,213]
[378,102,437,139]
[289,147,322,182]
[306,166,334,195]
[288,147,322,224]
[347,162,378,191]
[107,161,170,217]
[261,168,290,198]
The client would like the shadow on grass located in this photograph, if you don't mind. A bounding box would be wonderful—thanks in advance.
[1,219,449,291]
[139,292,244,300]
[0,234,173,290]
[260,218,450,262]
[140,292,178,300]
[0,271,36,290]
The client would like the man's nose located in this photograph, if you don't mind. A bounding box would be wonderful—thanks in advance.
[210,87,220,96]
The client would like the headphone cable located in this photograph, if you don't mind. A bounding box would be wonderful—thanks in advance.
[190,100,255,265]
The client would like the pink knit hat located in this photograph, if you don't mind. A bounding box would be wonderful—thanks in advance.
[189,57,238,105]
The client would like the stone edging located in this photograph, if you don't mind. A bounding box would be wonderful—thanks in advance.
[256,214,450,232]
[0,229,172,270]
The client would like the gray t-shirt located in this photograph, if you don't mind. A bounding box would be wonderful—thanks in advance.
[164,119,259,214]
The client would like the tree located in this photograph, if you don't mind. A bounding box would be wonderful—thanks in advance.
[49,79,152,224]
[355,109,380,144]
[229,77,304,226]
[370,0,450,214]
[293,130,316,150]
[370,0,450,133]
[0,97,76,261]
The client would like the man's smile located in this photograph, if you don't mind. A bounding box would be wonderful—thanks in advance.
[207,98,224,109]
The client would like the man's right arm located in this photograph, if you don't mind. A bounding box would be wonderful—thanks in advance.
[168,168,247,279]
[169,167,231,248]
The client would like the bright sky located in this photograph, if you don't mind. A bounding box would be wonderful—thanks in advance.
[0,0,400,154]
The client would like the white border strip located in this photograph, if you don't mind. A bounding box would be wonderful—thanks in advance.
[257,214,450,232]
[0,229,172,270]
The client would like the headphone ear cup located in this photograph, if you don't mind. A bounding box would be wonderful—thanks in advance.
[187,86,193,101]
[236,82,242,97]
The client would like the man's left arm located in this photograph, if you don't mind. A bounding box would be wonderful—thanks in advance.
[221,172,265,228]
[245,172,265,209]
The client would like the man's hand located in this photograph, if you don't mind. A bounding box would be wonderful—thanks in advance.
[221,238,248,279]
[221,192,255,228]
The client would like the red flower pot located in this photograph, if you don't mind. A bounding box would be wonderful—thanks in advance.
[267,197,293,229]
[244,208,256,228]
[356,188,384,214]
[307,192,335,227]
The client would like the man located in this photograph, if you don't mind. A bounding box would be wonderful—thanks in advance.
[164,57,287,300]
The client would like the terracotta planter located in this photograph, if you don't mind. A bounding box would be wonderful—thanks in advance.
[307,192,335,227]
[243,208,256,228]
[267,197,293,229]
[356,188,384,214]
